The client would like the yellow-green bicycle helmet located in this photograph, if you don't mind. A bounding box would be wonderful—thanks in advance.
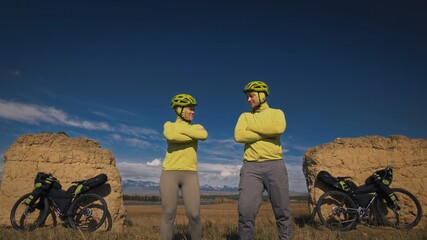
[171,94,197,108]
[243,80,269,96]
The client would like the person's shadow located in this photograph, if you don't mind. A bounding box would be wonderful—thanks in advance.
[172,233,191,239]
[224,233,239,240]
[172,234,240,240]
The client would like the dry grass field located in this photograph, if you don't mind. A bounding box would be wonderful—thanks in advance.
[1,200,426,240]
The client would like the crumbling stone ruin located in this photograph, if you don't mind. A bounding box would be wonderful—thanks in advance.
[303,135,426,227]
[0,132,127,231]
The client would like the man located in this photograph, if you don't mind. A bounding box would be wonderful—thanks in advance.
[234,80,293,239]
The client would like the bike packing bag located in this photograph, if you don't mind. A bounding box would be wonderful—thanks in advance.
[377,183,400,209]
[68,173,108,196]
[365,168,393,186]
[317,170,354,193]
[34,172,62,191]
[355,193,375,208]
[25,172,62,207]
[365,168,399,208]
[25,188,45,207]
[345,180,358,192]
[353,184,377,207]
[49,188,73,214]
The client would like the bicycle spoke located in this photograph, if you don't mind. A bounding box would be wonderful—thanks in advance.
[317,191,358,231]
[377,188,422,229]
[10,193,49,231]
[68,194,108,232]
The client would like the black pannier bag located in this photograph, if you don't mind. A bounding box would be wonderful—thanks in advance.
[352,184,377,207]
[354,193,374,208]
[365,168,400,209]
[34,172,62,190]
[317,170,357,193]
[67,174,108,196]
[365,168,393,186]
[25,172,62,207]
[49,188,73,214]
[24,188,44,207]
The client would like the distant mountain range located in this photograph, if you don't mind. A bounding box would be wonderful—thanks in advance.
[121,179,308,197]
[122,179,239,195]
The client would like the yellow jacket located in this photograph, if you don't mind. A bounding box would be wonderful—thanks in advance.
[234,102,286,161]
[162,117,208,171]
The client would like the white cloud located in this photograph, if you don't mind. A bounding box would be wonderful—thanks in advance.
[108,133,154,149]
[197,162,242,186]
[0,99,160,139]
[285,160,308,193]
[282,141,311,153]
[199,138,243,161]
[0,99,112,131]
[291,144,311,152]
[117,161,162,182]
[147,158,162,166]
[285,155,303,162]
[117,124,159,138]
[199,163,241,177]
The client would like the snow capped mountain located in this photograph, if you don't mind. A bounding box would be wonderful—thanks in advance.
[122,179,238,194]
[122,179,160,191]
[200,184,238,192]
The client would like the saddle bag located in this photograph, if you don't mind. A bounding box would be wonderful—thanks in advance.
[67,174,108,196]
[317,170,357,193]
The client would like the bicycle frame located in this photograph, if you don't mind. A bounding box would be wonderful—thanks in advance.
[346,192,379,221]
[46,195,73,221]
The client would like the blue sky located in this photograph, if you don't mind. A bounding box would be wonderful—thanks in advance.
[1,1,426,193]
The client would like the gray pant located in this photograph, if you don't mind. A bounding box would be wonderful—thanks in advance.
[160,170,202,240]
[238,160,294,240]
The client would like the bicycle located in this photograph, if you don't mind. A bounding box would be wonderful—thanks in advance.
[316,167,422,231]
[10,173,109,232]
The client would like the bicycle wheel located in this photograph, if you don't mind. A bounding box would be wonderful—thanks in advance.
[10,193,49,230]
[376,188,422,229]
[67,193,108,232]
[316,191,358,231]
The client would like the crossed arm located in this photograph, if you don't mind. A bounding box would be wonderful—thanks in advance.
[164,122,208,143]
[234,111,285,143]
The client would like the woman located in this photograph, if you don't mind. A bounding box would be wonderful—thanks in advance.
[160,93,208,240]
